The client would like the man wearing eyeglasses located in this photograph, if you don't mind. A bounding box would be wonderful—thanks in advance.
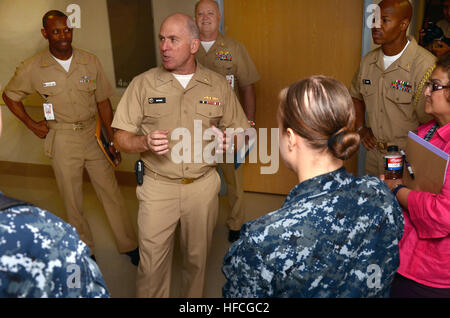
[350,0,437,176]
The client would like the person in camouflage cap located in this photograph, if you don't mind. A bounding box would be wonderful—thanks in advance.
[0,100,109,298]
[222,76,404,298]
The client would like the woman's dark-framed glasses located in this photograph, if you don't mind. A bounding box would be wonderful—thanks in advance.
[425,81,450,92]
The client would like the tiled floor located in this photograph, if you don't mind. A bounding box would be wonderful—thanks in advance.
[0,166,286,298]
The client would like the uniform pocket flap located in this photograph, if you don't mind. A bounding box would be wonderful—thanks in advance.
[361,84,377,97]
[76,81,97,92]
[386,87,412,104]
[143,104,172,118]
[196,103,223,118]
[38,85,63,97]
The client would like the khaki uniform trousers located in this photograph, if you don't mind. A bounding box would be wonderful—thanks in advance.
[135,169,221,298]
[49,120,138,254]
[365,149,385,177]
[219,163,245,231]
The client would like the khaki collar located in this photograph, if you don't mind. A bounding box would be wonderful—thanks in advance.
[214,33,227,48]
[370,36,417,73]
[200,33,226,46]
[199,33,227,55]
[155,62,212,88]
[208,33,227,53]
[39,48,87,68]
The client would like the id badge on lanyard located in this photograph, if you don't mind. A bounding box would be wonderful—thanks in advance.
[226,74,235,89]
[43,103,55,120]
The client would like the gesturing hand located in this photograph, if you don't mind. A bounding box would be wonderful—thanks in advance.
[145,130,170,155]
[211,125,233,154]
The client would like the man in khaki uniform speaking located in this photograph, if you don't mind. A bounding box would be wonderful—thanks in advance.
[112,13,250,298]
[195,0,260,243]
[2,10,139,264]
[350,0,436,176]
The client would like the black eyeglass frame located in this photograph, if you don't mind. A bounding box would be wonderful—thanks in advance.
[425,81,450,92]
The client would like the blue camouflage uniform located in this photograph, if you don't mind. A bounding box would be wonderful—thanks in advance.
[0,195,109,298]
[222,167,404,298]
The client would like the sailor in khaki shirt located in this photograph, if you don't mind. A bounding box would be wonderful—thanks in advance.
[195,0,260,243]
[350,0,436,176]
[112,13,250,298]
[2,11,138,264]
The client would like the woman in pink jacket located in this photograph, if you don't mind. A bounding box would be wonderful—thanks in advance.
[381,52,450,297]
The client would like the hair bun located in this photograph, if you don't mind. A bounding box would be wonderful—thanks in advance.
[327,129,360,160]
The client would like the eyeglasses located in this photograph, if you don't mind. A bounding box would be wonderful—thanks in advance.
[425,81,450,92]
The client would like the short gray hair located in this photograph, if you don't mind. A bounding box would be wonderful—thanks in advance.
[162,13,200,40]
[186,15,200,39]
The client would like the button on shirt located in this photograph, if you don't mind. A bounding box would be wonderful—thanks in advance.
[222,168,404,298]
[4,48,114,123]
[111,63,250,179]
[349,37,436,149]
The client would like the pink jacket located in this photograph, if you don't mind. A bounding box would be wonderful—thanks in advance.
[398,120,450,288]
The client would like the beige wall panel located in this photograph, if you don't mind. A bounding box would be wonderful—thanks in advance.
[224,0,363,194]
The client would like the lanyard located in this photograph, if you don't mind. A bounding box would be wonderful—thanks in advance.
[424,123,439,142]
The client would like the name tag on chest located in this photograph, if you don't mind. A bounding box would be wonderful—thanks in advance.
[43,81,56,87]
[149,97,166,104]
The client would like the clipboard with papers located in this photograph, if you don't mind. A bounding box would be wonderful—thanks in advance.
[95,116,118,167]
[403,131,449,194]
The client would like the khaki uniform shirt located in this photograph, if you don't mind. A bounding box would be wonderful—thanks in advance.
[4,48,114,123]
[111,63,250,180]
[349,37,436,149]
[195,34,260,97]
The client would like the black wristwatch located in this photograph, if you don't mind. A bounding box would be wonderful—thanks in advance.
[392,184,407,197]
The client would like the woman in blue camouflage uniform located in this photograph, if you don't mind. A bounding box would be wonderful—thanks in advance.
[0,202,110,298]
[222,76,404,298]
